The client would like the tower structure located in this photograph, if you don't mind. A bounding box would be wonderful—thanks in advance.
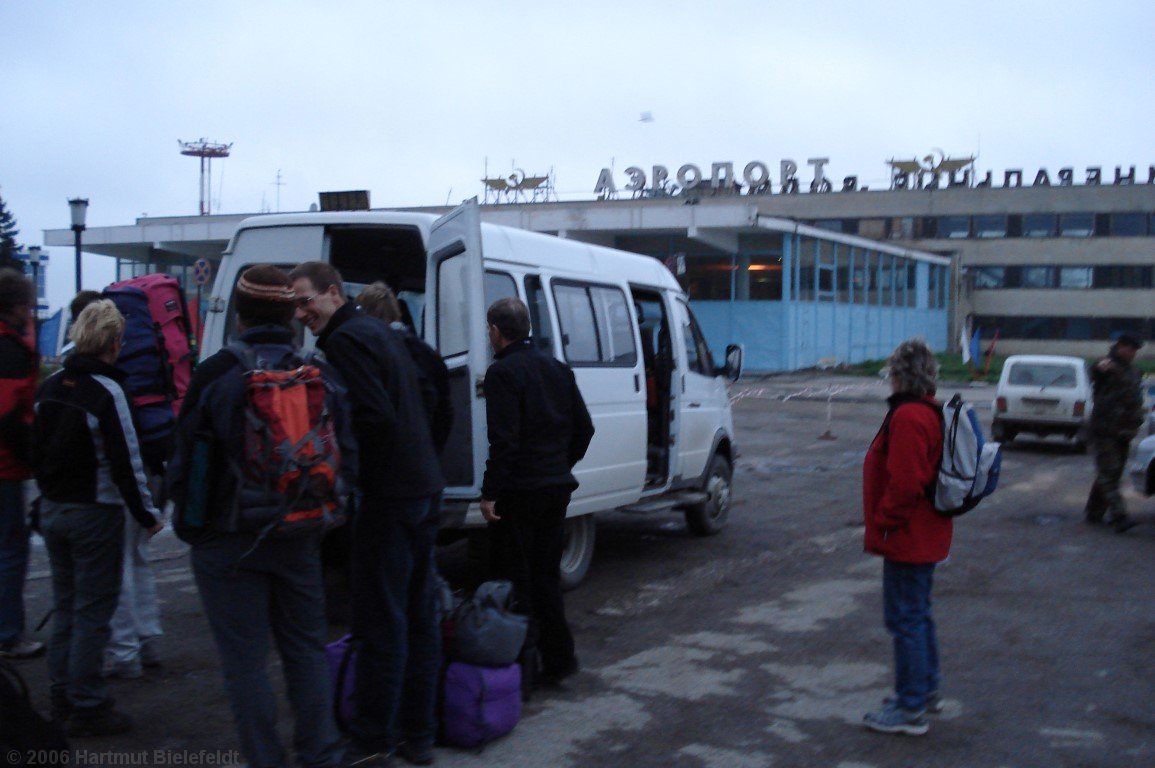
[178,139,232,215]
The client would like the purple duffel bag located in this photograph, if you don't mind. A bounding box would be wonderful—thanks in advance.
[325,634,357,730]
[441,661,521,748]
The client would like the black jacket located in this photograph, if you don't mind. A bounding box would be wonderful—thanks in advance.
[166,325,358,541]
[481,339,595,498]
[317,303,444,499]
[33,354,160,529]
[391,321,453,454]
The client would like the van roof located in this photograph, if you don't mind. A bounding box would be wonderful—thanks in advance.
[229,211,682,291]
[480,223,681,291]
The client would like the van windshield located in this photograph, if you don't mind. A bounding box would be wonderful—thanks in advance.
[1008,363,1078,388]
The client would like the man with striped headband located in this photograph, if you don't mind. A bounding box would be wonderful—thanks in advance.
[168,264,357,768]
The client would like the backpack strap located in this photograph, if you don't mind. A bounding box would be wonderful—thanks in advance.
[224,341,302,372]
[876,395,945,502]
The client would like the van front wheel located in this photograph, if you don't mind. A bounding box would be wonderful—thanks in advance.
[685,454,732,536]
[559,515,596,592]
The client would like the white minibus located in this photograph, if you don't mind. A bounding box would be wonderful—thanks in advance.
[200,200,742,588]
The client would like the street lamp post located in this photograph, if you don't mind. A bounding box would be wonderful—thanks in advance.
[68,197,88,293]
[25,245,44,335]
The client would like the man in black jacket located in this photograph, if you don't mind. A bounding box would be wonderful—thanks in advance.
[480,297,594,688]
[290,262,444,767]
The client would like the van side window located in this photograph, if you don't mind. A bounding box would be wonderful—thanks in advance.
[524,276,555,354]
[485,271,517,307]
[437,251,470,357]
[553,282,637,367]
[553,284,600,363]
[678,300,715,375]
[591,286,637,365]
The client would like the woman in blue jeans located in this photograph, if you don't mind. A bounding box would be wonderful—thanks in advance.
[862,338,951,736]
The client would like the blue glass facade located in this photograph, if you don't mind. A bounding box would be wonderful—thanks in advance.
[618,228,949,372]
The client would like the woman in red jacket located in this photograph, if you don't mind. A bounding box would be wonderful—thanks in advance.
[862,338,949,736]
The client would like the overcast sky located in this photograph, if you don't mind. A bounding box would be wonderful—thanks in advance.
[2,0,1152,312]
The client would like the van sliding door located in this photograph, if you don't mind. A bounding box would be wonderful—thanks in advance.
[428,199,489,498]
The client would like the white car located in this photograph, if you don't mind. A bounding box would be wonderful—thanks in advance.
[992,355,1092,451]
[1131,434,1155,496]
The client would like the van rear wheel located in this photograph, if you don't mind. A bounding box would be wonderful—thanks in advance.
[685,454,732,536]
[559,515,596,592]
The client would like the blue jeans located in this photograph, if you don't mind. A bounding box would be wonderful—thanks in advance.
[0,480,30,645]
[192,534,343,768]
[39,500,124,709]
[349,494,441,753]
[883,560,940,712]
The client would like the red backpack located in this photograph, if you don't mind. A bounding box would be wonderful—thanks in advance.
[221,343,344,539]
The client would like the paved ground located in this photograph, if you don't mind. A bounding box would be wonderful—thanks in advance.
[10,372,1155,768]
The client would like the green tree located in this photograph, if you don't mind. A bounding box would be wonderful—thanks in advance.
[0,191,20,270]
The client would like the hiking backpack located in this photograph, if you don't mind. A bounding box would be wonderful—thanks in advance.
[220,343,345,538]
[0,660,70,765]
[103,274,196,452]
[926,393,1002,516]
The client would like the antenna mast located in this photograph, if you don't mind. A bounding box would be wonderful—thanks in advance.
[178,138,233,215]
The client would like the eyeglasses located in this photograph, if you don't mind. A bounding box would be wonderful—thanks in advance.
[295,292,320,308]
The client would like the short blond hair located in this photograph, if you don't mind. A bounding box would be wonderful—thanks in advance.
[70,299,125,357]
[358,281,402,323]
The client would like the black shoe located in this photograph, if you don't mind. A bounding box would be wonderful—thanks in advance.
[0,639,46,659]
[344,744,394,767]
[1114,516,1139,533]
[397,741,434,766]
[1084,512,1105,525]
[540,657,580,686]
[65,702,132,737]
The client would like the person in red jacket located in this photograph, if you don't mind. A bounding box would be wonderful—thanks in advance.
[862,338,949,736]
[0,269,43,660]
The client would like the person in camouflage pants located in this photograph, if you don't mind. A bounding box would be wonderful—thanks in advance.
[1084,334,1145,532]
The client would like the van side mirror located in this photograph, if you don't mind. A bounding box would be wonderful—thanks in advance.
[716,343,743,382]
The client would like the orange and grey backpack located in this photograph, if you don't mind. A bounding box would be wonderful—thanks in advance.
[219,342,345,539]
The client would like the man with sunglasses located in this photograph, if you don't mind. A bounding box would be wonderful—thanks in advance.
[289,262,444,767]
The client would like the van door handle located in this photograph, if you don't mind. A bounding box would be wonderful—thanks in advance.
[634,374,640,392]
[687,402,702,408]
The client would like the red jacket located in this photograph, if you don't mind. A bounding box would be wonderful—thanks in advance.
[0,317,38,481]
[863,394,952,564]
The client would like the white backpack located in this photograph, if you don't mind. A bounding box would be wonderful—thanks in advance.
[930,394,1002,516]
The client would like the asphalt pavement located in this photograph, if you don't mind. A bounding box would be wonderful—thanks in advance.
[10,372,1155,768]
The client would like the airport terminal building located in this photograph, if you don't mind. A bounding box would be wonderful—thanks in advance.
[43,154,1155,370]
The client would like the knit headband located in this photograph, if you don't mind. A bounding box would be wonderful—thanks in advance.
[236,275,296,303]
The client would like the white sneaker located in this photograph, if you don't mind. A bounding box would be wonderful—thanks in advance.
[102,657,143,679]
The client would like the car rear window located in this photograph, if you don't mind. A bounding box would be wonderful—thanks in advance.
[1007,363,1078,388]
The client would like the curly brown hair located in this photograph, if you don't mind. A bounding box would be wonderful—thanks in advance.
[887,338,938,397]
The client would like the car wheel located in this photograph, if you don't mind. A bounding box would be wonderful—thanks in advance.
[992,421,1010,443]
[559,515,596,592]
[685,454,733,536]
